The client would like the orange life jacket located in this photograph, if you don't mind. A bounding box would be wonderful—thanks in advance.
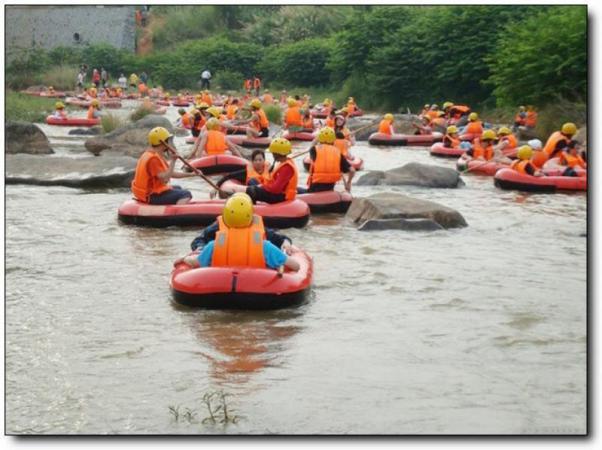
[211,215,266,268]
[515,113,526,125]
[325,117,335,128]
[131,150,170,202]
[138,83,147,95]
[302,117,314,130]
[426,110,439,120]
[193,115,206,131]
[181,112,191,129]
[466,121,484,135]
[226,104,238,120]
[531,150,548,168]
[525,111,538,128]
[543,131,570,157]
[347,103,357,113]
[378,120,393,135]
[252,109,269,130]
[473,141,494,160]
[334,138,349,157]
[253,78,261,88]
[244,80,252,90]
[308,144,342,186]
[285,106,303,127]
[201,93,212,106]
[205,130,228,155]
[501,134,518,149]
[263,93,273,104]
[432,117,446,128]
[87,106,97,120]
[510,159,531,174]
[444,134,460,148]
[450,105,470,118]
[246,161,271,184]
[559,152,586,169]
[272,159,298,201]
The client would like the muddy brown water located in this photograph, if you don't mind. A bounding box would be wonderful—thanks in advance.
[5,103,586,434]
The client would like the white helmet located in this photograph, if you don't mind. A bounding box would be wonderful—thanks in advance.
[528,139,543,150]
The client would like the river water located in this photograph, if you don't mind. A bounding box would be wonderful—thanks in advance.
[5,104,587,434]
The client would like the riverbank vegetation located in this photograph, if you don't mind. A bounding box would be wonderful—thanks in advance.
[5,91,74,122]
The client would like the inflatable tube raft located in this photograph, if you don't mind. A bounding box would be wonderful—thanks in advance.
[283,130,316,141]
[118,199,310,229]
[39,91,67,98]
[45,116,100,127]
[541,158,587,177]
[188,154,248,176]
[430,143,464,158]
[228,135,271,148]
[302,155,363,171]
[368,132,443,146]
[172,101,190,107]
[493,168,587,192]
[297,190,353,213]
[311,110,328,119]
[155,100,171,106]
[348,109,364,117]
[456,158,508,176]
[65,98,122,109]
[225,125,248,135]
[170,248,313,309]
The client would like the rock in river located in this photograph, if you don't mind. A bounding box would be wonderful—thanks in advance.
[347,192,468,230]
[84,114,174,158]
[6,154,136,189]
[6,121,54,155]
[356,163,464,188]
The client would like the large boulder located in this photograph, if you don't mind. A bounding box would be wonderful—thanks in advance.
[6,121,54,155]
[356,163,464,188]
[574,126,587,149]
[350,114,419,141]
[6,154,136,188]
[84,114,174,158]
[68,127,102,136]
[347,192,467,230]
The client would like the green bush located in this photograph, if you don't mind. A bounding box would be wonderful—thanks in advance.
[6,90,61,123]
[41,65,80,91]
[258,38,333,87]
[130,105,154,122]
[213,70,244,91]
[101,112,128,133]
[263,104,282,125]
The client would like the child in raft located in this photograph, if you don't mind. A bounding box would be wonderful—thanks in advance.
[213,150,272,193]
[53,102,68,120]
[175,193,300,271]
[412,116,433,135]
[188,118,243,160]
[378,114,395,135]
[558,144,587,177]
[510,145,543,177]
[443,126,460,148]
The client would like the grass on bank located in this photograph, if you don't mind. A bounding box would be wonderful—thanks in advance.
[5,90,74,123]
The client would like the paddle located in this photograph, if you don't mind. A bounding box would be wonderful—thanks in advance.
[458,158,507,174]
[163,142,226,193]
[349,119,381,136]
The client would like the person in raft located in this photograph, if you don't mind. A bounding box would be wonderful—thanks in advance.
[558,141,587,177]
[412,115,433,135]
[496,127,518,153]
[87,99,102,119]
[214,149,272,192]
[513,106,527,132]
[176,108,192,129]
[378,114,395,135]
[218,138,298,204]
[53,102,68,120]
[191,103,210,138]
[284,97,304,131]
[298,127,355,194]
[175,193,301,271]
[464,130,497,161]
[131,127,195,205]
[542,122,579,161]
[244,99,270,138]
[510,145,543,177]
[461,112,484,136]
[188,118,243,159]
[443,126,460,148]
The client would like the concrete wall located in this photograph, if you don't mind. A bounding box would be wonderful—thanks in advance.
[6,5,136,61]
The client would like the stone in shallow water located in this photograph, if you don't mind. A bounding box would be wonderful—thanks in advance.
[358,218,444,232]
[6,121,54,155]
[356,163,464,188]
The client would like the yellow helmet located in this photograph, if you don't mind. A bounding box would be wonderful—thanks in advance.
[447,125,458,134]
[323,98,331,105]
[437,111,445,117]
[423,116,432,123]
[287,97,297,107]
[317,127,336,144]
[48,86,54,90]
[348,97,354,101]
[384,113,394,121]
[206,107,221,118]
[55,101,65,109]
[148,127,173,146]
[517,145,533,161]
[91,99,100,107]
[468,112,478,121]
[268,138,292,156]
[197,102,209,110]
[339,107,349,114]
[498,127,511,136]
[481,130,497,141]
[519,106,526,111]
[424,104,430,108]
[206,118,221,130]
[223,193,254,228]
[250,99,262,109]
[443,101,453,110]
[561,122,577,136]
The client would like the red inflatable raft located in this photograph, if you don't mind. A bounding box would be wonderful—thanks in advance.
[38,91,67,98]
[430,143,464,158]
[541,157,587,177]
[65,98,122,109]
[172,101,190,107]
[302,155,363,171]
[310,109,328,119]
[118,199,310,228]
[155,100,171,106]
[494,168,587,192]
[170,247,313,309]
[283,130,316,141]
[368,132,443,146]
[188,154,248,176]
[456,158,508,176]
[45,116,100,127]
[297,190,353,213]
[228,135,272,148]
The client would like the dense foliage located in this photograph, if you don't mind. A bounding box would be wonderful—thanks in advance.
[7,5,587,111]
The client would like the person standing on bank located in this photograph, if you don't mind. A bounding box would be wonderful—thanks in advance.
[201,68,212,90]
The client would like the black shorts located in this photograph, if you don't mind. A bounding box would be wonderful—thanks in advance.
[149,186,192,205]
[245,186,285,204]
[258,127,269,138]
